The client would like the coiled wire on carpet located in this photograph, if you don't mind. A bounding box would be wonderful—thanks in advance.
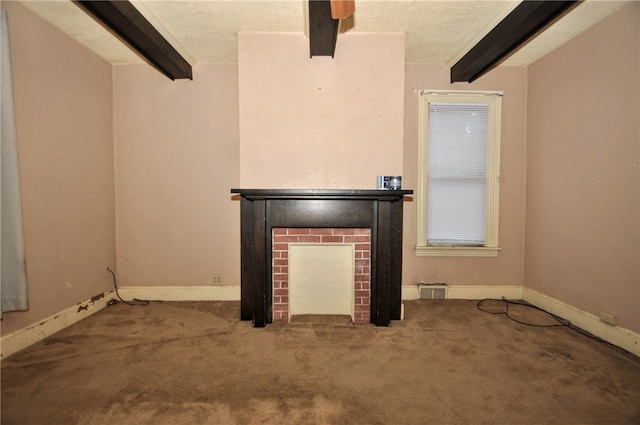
[477,296,570,328]
[476,296,621,350]
[106,267,160,306]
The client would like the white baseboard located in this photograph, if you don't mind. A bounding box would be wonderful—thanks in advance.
[1,290,115,360]
[1,286,240,360]
[402,284,638,356]
[402,284,523,300]
[117,285,241,302]
[523,287,639,357]
[5,285,635,359]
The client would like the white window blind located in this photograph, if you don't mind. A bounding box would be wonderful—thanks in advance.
[427,102,489,245]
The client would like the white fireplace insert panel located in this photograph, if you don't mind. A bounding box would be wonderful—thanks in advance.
[288,243,354,320]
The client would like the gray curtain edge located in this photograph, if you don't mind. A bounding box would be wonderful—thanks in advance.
[1,8,29,315]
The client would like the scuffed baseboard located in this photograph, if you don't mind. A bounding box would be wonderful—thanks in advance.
[522,287,639,357]
[1,289,116,359]
[116,285,240,302]
[1,286,240,360]
[5,285,635,359]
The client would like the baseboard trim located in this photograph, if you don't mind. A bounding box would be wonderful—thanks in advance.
[5,285,635,358]
[522,288,639,357]
[402,284,523,300]
[1,286,240,360]
[117,285,241,302]
[1,289,115,360]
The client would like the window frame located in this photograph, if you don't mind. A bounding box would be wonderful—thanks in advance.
[416,90,503,257]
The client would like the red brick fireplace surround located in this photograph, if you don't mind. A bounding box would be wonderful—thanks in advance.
[231,189,412,327]
[272,228,371,324]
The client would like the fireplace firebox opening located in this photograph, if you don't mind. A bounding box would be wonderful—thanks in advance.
[273,228,371,324]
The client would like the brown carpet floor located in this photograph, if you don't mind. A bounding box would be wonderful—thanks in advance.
[1,299,639,425]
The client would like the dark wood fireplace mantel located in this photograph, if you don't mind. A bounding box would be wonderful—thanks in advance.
[231,189,412,327]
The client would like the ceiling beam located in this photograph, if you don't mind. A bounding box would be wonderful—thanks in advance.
[330,0,355,20]
[74,0,192,80]
[451,0,580,83]
[308,0,339,57]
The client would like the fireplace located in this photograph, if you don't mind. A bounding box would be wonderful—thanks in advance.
[273,227,371,324]
[231,189,412,327]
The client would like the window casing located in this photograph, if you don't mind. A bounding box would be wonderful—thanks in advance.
[416,90,503,257]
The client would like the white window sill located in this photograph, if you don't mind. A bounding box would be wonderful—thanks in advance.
[415,246,501,257]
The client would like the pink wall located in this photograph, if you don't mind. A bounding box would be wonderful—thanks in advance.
[4,0,637,338]
[1,2,116,335]
[403,64,528,287]
[525,2,639,332]
[113,64,240,287]
[238,33,404,189]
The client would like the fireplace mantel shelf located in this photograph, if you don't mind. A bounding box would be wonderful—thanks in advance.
[231,189,413,200]
[231,188,413,327]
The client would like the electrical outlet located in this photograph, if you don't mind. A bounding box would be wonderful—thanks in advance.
[599,311,617,326]
[211,275,223,285]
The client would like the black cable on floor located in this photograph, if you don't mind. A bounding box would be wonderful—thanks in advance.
[476,296,624,352]
[106,267,159,306]
[477,296,570,328]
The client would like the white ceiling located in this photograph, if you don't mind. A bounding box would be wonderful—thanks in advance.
[19,0,631,68]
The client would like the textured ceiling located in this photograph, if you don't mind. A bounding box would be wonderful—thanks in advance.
[20,0,631,67]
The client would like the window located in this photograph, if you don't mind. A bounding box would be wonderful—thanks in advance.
[416,90,503,257]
